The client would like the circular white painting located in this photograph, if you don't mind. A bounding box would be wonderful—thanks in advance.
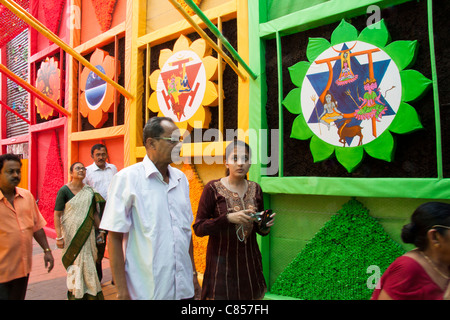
[301,41,401,147]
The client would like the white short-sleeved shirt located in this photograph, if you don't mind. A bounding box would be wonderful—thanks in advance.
[84,162,118,201]
[99,155,194,300]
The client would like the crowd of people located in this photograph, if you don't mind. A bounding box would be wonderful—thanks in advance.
[0,116,449,300]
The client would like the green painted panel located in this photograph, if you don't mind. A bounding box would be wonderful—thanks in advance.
[266,0,330,21]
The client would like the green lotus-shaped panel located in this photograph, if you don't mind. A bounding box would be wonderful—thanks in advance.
[283,19,431,172]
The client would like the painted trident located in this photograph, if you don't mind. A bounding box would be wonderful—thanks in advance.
[311,94,322,135]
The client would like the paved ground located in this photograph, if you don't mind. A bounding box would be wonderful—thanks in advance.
[26,237,117,300]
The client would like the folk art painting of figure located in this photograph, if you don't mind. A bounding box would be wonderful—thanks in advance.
[354,78,388,122]
[319,91,344,130]
[335,50,358,86]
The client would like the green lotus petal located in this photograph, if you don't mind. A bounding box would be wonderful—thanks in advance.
[383,40,418,71]
[389,102,423,134]
[331,19,358,46]
[401,69,432,102]
[282,88,301,114]
[288,61,310,88]
[290,114,313,140]
[357,19,390,48]
[335,146,364,173]
[363,130,394,162]
[307,37,331,63]
[310,135,335,162]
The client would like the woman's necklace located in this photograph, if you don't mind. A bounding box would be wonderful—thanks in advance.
[222,177,247,198]
[420,251,450,281]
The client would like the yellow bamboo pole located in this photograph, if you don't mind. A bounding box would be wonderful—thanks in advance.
[0,0,134,100]
[217,16,224,140]
[167,0,247,81]
[0,63,71,116]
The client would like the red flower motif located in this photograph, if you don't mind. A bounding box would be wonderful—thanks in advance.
[35,57,60,120]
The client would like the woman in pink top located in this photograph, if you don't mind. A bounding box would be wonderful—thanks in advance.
[372,202,450,300]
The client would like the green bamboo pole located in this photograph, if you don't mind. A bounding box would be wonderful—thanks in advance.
[183,0,257,80]
[168,0,247,81]
[276,31,284,177]
[248,0,270,288]
[427,0,443,179]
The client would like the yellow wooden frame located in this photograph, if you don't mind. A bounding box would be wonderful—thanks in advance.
[131,0,249,163]
[67,1,131,171]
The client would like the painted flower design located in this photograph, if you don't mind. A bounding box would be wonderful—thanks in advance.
[148,34,223,133]
[79,48,119,128]
[36,57,60,119]
[283,19,431,172]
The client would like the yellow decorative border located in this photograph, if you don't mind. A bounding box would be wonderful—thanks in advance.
[181,163,207,274]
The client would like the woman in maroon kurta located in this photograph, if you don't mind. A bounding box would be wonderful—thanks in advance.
[193,140,275,300]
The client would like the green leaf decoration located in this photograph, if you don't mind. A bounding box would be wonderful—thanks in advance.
[306,37,331,63]
[282,88,301,114]
[330,19,358,46]
[364,130,395,162]
[270,199,405,300]
[389,102,423,134]
[335,146,364,173]
[310,136,335,162]
[401,69,432,102]
[288,61,310,88]
[290,114,313,140]
[383,40,418,71]
[357,19,390,48]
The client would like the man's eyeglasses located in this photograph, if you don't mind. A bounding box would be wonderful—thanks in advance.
[155,136,183,144]
[432,225,450,230]
[74,167,87,171]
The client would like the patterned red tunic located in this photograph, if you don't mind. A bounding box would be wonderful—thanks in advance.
[193,179,268,300]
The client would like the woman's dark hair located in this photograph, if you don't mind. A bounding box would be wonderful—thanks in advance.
[69,162,84,173]
[401,202,450,250]
[225,139,251,176]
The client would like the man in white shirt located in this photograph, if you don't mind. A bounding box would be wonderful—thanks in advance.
[84,143,118,282]
[100,117,200,300]
[84,144,118,201]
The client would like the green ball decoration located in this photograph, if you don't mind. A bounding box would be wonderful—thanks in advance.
[270,198,405,300]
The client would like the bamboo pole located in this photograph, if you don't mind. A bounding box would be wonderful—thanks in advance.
[0,100,31,124]
[183,0,257,80]
[0,63,71,117]
[217,16,224,140]
[167,0,248,81]
[0,0,134,100]
[427,0,443,179]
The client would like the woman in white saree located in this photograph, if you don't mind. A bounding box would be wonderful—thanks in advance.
[54,162,105,300]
